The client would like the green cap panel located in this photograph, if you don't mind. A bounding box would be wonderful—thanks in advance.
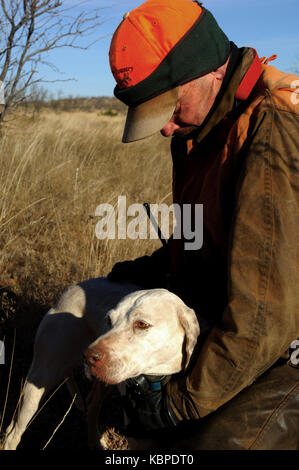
[115,8,231,107]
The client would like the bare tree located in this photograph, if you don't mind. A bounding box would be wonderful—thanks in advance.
[0,0,104,121]
[28,83,49,115]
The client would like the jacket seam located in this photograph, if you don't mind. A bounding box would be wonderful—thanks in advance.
[270,106,299,116]
[247,379,299,450]
[222,91,275,397]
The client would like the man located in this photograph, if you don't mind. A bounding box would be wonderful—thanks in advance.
[108,0,299,449]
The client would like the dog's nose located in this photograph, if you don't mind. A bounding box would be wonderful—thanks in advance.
[84,347,105,366]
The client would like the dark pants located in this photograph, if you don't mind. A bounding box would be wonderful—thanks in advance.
[171,362,299,450]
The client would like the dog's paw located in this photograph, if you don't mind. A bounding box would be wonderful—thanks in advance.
[99,427,129,450]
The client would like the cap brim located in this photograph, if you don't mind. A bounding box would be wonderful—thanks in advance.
[122,87,179,143]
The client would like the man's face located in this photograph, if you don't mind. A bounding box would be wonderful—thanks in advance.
[160,74,217,138]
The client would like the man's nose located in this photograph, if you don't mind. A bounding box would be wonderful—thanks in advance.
[160,120,180,137]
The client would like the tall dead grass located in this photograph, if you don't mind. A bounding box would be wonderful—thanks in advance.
[0,110,172,306]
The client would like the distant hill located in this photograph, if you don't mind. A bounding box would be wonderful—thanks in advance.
[27,96,127,114]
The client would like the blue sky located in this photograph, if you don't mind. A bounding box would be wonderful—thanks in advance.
[41,0,299,98]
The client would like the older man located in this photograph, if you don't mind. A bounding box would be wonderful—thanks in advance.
[108,0,299,449]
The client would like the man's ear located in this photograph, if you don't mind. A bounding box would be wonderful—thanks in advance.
[211,58,229,80]
[177,304,200,370]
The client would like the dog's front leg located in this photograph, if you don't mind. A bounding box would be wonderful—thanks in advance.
[3,380,46,450]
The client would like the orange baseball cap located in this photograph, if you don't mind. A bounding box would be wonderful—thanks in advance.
[109,0,230,143]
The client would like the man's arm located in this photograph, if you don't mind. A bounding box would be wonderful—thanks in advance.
[108,244,172,289]
[167,93,299,419]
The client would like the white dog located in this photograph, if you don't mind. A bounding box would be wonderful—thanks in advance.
[3,277,200,450]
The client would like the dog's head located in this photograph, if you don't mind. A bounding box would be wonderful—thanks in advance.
[84,289,200,384]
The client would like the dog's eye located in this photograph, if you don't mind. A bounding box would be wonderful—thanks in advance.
[133,320,151,330]
[106,316,112,328]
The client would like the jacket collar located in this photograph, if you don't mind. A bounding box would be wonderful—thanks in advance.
[194,46,262,144]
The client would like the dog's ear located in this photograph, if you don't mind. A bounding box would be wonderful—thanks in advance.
[177,304,200,370]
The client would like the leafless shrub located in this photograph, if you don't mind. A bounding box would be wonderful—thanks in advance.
[0,0,104,122]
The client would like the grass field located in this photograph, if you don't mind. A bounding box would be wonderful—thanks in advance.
[0,107,172,449]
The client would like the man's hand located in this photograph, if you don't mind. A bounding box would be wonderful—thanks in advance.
[108,258,148,283]
[108,245,172,289]
[123,375,180,436]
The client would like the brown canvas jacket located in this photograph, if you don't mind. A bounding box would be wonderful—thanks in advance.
[167,48,299,419]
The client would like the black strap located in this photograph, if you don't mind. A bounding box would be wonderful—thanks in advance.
[124,374,180,431]
[126,374,170,392]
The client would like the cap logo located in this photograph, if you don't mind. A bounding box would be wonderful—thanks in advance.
[112,66,134,89]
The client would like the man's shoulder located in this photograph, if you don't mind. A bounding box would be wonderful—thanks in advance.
[259,65,299,115]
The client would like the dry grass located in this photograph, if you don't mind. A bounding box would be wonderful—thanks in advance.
[0,110,172,304]
[0,108,172,449]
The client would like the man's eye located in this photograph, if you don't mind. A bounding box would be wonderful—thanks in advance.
[173,104,180,115]
[133,320,151,330]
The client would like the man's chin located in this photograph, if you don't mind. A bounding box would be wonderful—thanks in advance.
[160,125,199,139]
[173,126,199,138]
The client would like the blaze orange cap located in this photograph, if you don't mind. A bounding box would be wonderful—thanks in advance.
[109,0,230,142]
